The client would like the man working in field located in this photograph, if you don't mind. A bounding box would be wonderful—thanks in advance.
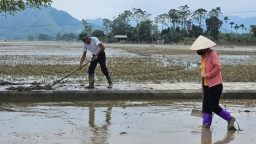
[78,30,113,88]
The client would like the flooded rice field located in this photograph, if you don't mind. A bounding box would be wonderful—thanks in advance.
[0,41,256,143]
[0,41,255,85]
[0,100,256,144]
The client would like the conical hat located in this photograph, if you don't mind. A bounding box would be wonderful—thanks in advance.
[190,35,216,50]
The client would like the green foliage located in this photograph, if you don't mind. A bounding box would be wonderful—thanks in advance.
[102,18,112,34]
[234,24,240,34]
[162,28,182,43]
[28,35,34,41]
[125,28,133,41]
[55,33,61,40]
[192,8,207,26]
[0,0,52,16]
[132,8,151,24]
[37,34,49,41]
[91,30,105,40]
[189,24,203,38]
[161,27,170,36]
[105,33,114,43]
[229,22,235,33]
[61,33,76,41]
[205,16,222,40]
[137,20,154,42]
[155,14,167,31]
[36,32,77,41]
[131,27,138,41]
[208,7,222,17]
[169,28,182,43]
[167,9,179,28]
[178,5,191,31]
[38,33,49,40]
[82,19,93,35]
[48,35,52,40]
[110,10,132,35]
[218,33,256,44]
[1,3,256,44]
[250,25,256,37]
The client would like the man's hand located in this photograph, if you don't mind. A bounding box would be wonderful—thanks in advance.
[78,64,83,70]
[92,55,98,60]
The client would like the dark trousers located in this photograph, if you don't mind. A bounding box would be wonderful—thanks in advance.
[202,84,223,114]
[88,51,109,77]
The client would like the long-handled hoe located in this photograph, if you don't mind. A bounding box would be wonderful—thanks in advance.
[44,61,92,90]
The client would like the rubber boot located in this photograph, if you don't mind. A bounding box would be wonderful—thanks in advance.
[218,109,236,130]
[227,117,236,130]
[106,75,113,88]
[85,74,94,88]
[203,113,212,128]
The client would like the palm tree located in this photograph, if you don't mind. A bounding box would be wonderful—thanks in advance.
[224,16,229,33]
[240,24,244,34]
[219,20,223,32]
[229,22,235,33]
[234,24,240,43]
[234,24,240,34]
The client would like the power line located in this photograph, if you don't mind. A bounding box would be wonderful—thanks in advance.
[224,10,256,14]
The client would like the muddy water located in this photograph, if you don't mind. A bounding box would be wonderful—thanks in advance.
[0,100,256,144]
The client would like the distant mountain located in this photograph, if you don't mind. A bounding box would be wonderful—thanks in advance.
[0,6,103,39]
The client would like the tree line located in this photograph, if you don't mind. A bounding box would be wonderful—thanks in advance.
[28,6,256,45]
[27,29,105,41]
[2,1,255,44]
[99,6,256,44]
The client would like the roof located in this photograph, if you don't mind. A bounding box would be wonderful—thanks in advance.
[114,35,127,38]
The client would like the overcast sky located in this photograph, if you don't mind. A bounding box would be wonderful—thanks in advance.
[51,0,256,20]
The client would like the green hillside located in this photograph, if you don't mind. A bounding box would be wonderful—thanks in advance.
[0,6,102,40]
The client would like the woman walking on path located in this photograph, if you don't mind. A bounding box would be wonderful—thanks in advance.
[78,30,113,88]
[190,35,236,130]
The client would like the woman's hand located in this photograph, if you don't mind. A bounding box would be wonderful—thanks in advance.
[201,72,207,77]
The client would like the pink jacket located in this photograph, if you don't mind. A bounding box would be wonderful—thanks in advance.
[204,49,223,87]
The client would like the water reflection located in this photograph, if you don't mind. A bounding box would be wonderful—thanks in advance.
[176,60,199,69]
[201,128,235,144]
[88,104,112,144]
[201,128,212,144]
[152,54,200,69]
